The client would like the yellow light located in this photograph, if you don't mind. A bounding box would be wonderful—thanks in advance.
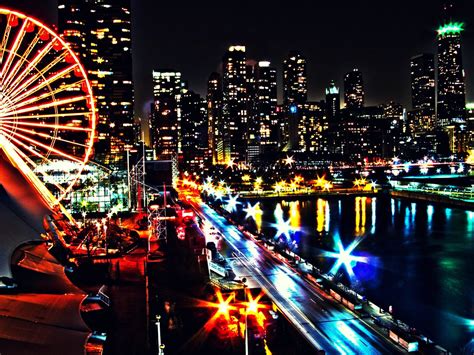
[226,158,235,169]
[315,174,327,188]
[467,150,474,165]
[247,300,258,314]
[323,182,333,191]
[242,174,251,182]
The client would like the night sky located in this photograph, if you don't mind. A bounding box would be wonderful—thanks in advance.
[3,0,474,120]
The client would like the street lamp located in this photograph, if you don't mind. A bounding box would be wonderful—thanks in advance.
[155,315,164,355]
[242,278,249,355]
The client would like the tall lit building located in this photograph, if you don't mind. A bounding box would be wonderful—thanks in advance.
[58,1,89,62]
[283,50,307,105]
[153,71,183,99]
[207,73,223,164]
[255,61,278,153]
[344,69,364,109]
[410,54,436,133]
[58,0,135,161]
[222,45,248,163]
[436,1,467,152]
[326,80,340,121]
[181,89,208,170]
[411,54,436,112]
[150,70,182,159]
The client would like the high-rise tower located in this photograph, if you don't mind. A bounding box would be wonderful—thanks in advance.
[436,2,466,128]
[410,53,436,132]
[207,73,223,164]
[344,69,364,109]
[283,51,307,106]
[58,0,135,162]
[150,70,182,159]
[222,45,248,163]
[255,61,278,152]
[326,80,340,121]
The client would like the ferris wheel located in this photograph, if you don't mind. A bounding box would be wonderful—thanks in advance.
[0,8,96,205]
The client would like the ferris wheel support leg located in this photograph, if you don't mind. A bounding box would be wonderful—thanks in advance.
[0,136,74,222]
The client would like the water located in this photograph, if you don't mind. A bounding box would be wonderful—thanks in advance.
[234,196,474,351]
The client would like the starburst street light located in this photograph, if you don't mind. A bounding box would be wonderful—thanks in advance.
[214,189,224,201]
[322,234,368,278]
[323,181,333,192]
[243,202,263,220]
[284,155,294,166]
[226,158,235,170]
[271,217,297,240]
[225,194,240,213]
[315,174,328,188]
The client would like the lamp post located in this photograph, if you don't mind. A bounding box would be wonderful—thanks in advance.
[155,315,164,355]
[242,278,249,355]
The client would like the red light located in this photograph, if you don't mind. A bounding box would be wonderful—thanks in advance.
[182,210,194,219]
[177,226,185,240]
[25,21,35,33]
[38,29,49,41]
[8,14,18,27]
[52,40,62,51]
[65,53,75,64]
[74,67,83,77]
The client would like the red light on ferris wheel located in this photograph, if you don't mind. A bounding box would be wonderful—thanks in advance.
[8,14,18,27]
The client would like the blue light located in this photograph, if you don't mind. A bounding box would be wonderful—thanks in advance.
[427,205,434,231]
[224,194,239,213]
[290,105,297,114]
[243,202,262,220]
[271,203,298,241]
[271,217,297,241]
[323,234,368,278]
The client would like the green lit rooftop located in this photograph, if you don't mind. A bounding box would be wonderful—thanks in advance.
[437,22,465,36]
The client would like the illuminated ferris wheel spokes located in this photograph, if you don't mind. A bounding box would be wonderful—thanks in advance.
[0,9,96,203]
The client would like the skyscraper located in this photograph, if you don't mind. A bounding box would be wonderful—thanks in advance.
[58,1,88,62]
[93,0,134,157]
[283,51,307,105]
[410,54,436,132]
[255,61,278,153]
[326,80,340,121]
[58,0,135,161]
[150,70,182,159]
[344,69,364,109]
[436,0,466,152]
[207,73,223,165]
[283,51,307,152]
[222,45,248,163]
[181,89,208,170]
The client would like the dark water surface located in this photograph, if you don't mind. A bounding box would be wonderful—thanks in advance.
[234,195,474,351]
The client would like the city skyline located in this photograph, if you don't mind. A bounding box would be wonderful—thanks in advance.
[4,0,474,121]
